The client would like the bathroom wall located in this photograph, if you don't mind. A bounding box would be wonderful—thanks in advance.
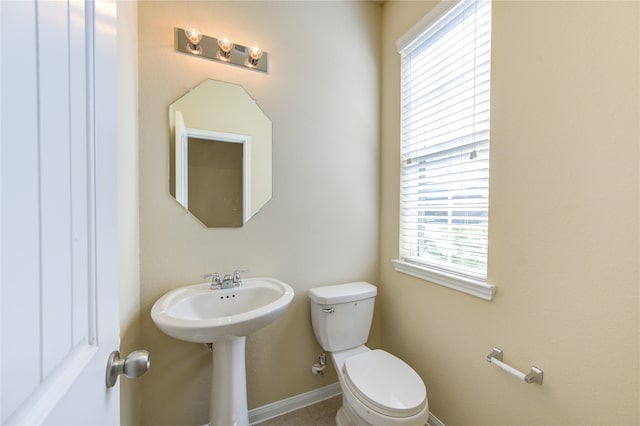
[138,2,381,425]
[380,1,639,425]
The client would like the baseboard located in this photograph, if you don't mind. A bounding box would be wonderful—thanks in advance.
[248,382,342,425]
[428,412,446,426]
[248,382,445,426]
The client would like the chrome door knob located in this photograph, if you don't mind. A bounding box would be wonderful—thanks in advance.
[105,349,150,388]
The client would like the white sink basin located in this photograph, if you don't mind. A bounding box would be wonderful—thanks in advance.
[151,277,294,343]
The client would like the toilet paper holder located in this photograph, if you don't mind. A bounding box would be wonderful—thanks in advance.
[486,347,543,385]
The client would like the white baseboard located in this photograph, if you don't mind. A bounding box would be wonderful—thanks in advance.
[428,412,446,426]
[249,382,341,425]
[249,382,445,426]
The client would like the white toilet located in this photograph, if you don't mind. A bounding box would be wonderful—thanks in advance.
[308,282,429,426]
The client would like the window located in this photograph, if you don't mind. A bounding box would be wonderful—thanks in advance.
[393,0,495,300]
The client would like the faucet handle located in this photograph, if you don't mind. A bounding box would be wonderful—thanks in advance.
[232,269,247,286]
[202,272,221,280]
[202,272,221,288]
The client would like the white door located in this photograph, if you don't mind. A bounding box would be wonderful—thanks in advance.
[1,0,120,424]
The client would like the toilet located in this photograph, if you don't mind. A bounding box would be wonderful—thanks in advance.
[308,282,429,426]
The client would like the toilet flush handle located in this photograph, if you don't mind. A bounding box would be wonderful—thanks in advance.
[322,307,335,314]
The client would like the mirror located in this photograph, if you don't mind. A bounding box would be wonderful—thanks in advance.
[169,80,272,227]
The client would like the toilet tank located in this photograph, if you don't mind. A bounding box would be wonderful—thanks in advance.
[308,282,377,352]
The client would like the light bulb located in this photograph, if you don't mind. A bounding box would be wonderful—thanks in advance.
[217,36,234,59]
[248,46,263,66]
[184,28,202,53]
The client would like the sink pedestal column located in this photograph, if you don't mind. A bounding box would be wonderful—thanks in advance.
[209,336,248,426]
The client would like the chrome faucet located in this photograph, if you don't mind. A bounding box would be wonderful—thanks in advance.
[221,270,243,289]
[222,274,234,289]
[205,270,244,290]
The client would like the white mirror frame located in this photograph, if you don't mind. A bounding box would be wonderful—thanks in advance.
[175,110,251,224]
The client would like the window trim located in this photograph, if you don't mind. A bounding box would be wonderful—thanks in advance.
[396,0,463,53]
[392,259,495,300]
[393,0,496,301]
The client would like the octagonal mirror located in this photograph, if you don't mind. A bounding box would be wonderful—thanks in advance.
[169,80,272,227]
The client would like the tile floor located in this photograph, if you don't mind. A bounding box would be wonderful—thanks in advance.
[254,394,341,426]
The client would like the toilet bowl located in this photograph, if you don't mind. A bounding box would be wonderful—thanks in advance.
[308,282,429,426]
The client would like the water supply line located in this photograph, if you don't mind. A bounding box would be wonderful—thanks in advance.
[311,352,326,375]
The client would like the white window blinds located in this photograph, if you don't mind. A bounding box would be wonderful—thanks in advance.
[398,0,491,280]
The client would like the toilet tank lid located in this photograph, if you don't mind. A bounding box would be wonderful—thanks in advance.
[308,282,377,304]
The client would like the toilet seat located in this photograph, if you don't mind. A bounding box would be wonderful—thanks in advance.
[342,349,426,418]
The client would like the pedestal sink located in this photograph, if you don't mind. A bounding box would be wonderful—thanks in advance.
[151,277,294,426]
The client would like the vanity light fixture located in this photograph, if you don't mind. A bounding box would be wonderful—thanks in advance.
[175,27,269,73]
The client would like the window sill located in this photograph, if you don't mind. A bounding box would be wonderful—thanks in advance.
[391,259,496,301]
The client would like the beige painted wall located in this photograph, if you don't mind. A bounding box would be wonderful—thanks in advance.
[138,2,381,425]
[381,1,639,425]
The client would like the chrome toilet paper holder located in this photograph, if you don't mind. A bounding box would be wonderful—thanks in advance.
[486,347,543,385]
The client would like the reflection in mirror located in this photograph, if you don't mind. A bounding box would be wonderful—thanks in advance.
[179,130,248,227]
[169,80,272,227]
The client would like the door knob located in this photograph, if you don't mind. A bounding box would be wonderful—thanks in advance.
[105,349,150,388]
